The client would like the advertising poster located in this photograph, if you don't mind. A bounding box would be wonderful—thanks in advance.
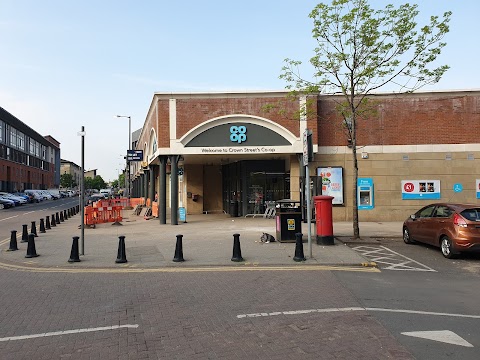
[477,180,480,199]
[401,180,441,200]
[317,167,344,205]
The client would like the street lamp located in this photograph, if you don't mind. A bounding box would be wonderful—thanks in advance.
[116,115,131,198]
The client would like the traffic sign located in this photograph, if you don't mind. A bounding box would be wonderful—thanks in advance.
[127,150,143,161]
[453,183,463,192]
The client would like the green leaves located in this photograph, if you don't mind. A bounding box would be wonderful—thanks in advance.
[280,0,451,96]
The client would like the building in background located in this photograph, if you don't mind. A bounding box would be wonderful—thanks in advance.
[60,159,82,188]
[132,90,480,222]
[0,107,60,192]
[45,135,61,188]
[84,169,97,179]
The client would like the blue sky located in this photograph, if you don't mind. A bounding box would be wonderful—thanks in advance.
[0,0,477,182]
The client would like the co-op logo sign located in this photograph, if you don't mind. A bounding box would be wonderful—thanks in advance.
[230,125,247,144]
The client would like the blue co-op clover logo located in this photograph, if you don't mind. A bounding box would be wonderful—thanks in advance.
[230,125,247,144]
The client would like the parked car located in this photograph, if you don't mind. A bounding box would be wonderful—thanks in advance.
[0,196,15,209]
[47,189,61,199]
[24,190,44,203]
[87,193,105,205]
[12,192,32,203]
[403,203,480,258]
[0,192,26,205]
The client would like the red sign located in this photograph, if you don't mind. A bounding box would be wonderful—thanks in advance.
[404,182,414,192]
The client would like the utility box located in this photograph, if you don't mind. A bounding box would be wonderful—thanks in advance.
[275,199,302,243]
[313,195,334,245]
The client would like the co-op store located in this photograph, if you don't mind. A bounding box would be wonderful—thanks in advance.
[130,90,480,222]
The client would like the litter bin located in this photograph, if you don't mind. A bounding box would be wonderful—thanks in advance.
[313,195,334,245]
[229,200,239,217]
[275,199,302,242]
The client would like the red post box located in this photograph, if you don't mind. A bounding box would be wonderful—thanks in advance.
[313,195,334,245]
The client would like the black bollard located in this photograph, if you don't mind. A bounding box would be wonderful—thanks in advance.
[293,233,306,262]
[173,234,185,262]
[55,212,60,224]
[45,215,51,230]
[25,233,39,258]
[30,221,38,237]
[76,205,80,213]
[68,236,81,263]
[51,214,57,227]
[7,230,18,251]
[63,209,68,220]
[72,207,76,216]
[21,224,29,243]
[231,233,244,262]
[68,208,72,217]
[59,211,64,222]
[39,218,46,233]
[115,236,127,263]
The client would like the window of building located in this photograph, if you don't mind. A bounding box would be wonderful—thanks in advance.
[29,138,35,155]
[0,120,3,143]
[10,127,17,148]
[35,142,40,157]
[41,145,46,159]
[17,131,25,151]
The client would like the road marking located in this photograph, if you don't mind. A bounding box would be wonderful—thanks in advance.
[0,261,380,274]
[352,245,436,272]
[402,330,473,347]
[237,306,480,319]
[0,324,139,342]
[22,211,35,215]
[0,215,19,222]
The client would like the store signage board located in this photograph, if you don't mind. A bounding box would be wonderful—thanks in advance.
[401,180,441,200]
[127,150,143,161]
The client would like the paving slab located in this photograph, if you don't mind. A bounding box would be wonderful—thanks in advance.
[0,211,404,269]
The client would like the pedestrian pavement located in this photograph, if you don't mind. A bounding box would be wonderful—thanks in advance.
[0,208,404,270]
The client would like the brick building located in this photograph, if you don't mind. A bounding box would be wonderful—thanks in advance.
[131,90,480,222]
[0,107,60,192]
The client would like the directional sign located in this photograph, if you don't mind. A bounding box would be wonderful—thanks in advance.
[401,330,473,347]
[127,150,143,161]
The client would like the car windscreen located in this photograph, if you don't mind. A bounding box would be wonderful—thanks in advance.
[460,208,480,221]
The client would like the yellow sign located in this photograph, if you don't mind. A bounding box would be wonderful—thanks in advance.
[287,219,295,230]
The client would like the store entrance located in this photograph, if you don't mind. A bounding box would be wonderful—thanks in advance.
[222,160,289,216]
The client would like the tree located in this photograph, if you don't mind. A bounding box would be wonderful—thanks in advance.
[60,173,76,188]
[280,0,451,239]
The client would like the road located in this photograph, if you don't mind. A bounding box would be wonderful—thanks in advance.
[0,197,80,243]
[0,209,479,359]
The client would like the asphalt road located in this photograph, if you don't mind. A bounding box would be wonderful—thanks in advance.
[1,207,480,359]
[0,197,80,242]
[340,238,480,360]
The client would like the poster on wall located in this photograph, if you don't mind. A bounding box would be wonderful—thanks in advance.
[477,180,480,199]
[317,167,344,205]
[401,180,441,200]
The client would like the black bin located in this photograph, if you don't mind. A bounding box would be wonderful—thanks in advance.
[275,199,302,242]
[229,200,239,217]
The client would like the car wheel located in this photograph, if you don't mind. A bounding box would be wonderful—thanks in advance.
[0,204,4,210]
[440,236,456,259]
[403,227,415,244]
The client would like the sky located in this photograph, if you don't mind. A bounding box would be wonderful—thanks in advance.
[1,0,478,182]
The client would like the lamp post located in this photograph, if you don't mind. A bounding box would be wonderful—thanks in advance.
[116,115,131,199]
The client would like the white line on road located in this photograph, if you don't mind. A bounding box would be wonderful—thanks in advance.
[0,215,19,222]
[22,211,35,215]
[237,307,480,319]
[0,324,139,342]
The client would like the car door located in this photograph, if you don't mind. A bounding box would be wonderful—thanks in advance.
[425,205,452,245]
[409,205,436,243]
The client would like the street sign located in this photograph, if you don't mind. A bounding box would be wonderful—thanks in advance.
[303,130,309,165]
[127,150,143,161]
[453,183,463,192]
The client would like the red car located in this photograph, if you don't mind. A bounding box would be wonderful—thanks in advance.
[403,203,480,258]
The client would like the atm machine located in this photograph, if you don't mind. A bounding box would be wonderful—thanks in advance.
[357,178,374,210]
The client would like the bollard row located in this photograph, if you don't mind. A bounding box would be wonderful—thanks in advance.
[8,206,79,258]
